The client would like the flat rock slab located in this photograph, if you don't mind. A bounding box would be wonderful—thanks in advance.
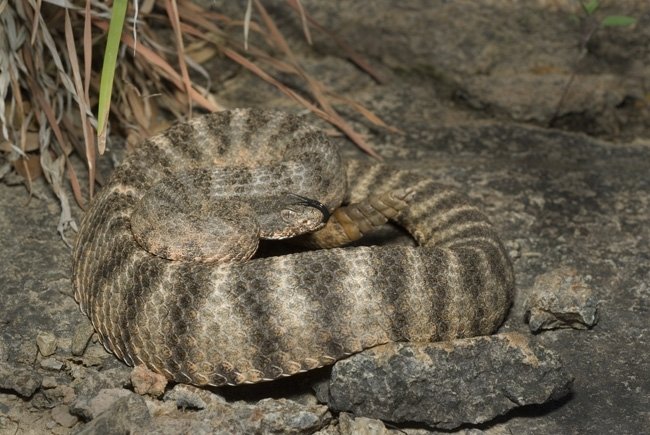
[324,333,572,430]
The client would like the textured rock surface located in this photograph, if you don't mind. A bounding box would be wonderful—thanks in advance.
[148,397,331,434]
[0,361,42,397]
[130,365,168,397]
[277,0,650,140]
[74,393,152,435]
[74,390,331,434]
[36,331,58,356]
[325,333,572,429]
[525,267,599,332]
[2,1,650,433]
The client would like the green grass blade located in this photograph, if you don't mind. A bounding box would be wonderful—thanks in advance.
[601,15,637,27]
[582,0,599,15]
[96,0,128,154]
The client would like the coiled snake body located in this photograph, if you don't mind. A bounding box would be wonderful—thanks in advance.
[73,108,514,386]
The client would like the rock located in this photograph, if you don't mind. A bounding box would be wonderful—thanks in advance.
[51,405,78,428]
[525,267,599,332]
[145,397,330,434]
[338,413,389,435]
[155,384,330,433]
[71,388,133,420]
[42,376,58,389]
[71,320,96,356]
[313,379,330,404]
[163,384,225,410]
[0,361,42,397]
[69,364,131,400]
[16,340,38,365]
[130,365,167,397]
[74,393,151,435]
[36,331,57,356]
[40,357,64,371]
[78,341,111,367]
[44,385,77,406]
[245,398,329,433]
[325,333,573,430]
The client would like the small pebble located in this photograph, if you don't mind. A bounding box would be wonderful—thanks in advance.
[525,267,598,332]
[71,321,96,356]
[131,365,168,397]
[36,332,58,357]
[40,357,64,371]
[42,376,58,389]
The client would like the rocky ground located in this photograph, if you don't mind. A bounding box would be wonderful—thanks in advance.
[1,1,649,433]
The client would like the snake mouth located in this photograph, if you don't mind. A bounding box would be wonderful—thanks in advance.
[287,193,331,222]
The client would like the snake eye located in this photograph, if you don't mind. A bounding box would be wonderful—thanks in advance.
[281,208,297,223]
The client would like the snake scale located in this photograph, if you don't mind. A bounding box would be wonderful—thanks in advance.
[72,108,515,386]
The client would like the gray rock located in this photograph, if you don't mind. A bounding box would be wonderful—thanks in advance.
[69,364,131,401]
[525,267,599,332]
[40,357,64,371]
[51,404,78,428]
[326,333,573,429]
[163,384,225,410]
[74,393,151,435]
[0,361,42,397]
[71,320,96,356]
[42,375,58,389]
[286,0,648,137]
[36,331,57,356]
[146,397,331,434]
[16,340,38,365]
[338,412,389,435]
[71,388,133,420]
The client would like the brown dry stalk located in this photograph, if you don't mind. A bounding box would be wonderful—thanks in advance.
[2,0,393,223]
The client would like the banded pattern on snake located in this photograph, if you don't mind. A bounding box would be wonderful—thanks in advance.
[72,108,514,386]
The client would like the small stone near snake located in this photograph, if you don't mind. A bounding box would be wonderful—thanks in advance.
[131,365,168,397]
[525,267,598,332]
[36,331,57,357]
[71,388,134,421]
[42,376,58,389]
[71,320,96,356]
[163,384,226,410]
[40,357,64,371]
[338,412,389,435]
[74,393,151,435]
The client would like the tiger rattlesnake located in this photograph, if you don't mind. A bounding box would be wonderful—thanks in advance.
[72,108,515,386]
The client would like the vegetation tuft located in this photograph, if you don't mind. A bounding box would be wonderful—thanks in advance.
[0,0,391,243]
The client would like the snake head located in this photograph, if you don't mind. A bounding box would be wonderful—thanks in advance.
[259,192,331,240]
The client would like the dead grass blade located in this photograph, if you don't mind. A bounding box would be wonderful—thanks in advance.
[286,0,384,84]
[253,0,380,157]
[22,44,84,207]
[165,0,192,116]
[291,0,312,45]
[244,0,252,50]
[83,0,92,101]
[222,47,380,158]
[92,20,223,113]
[65,9,95,197]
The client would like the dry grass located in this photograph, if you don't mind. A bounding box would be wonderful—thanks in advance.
[0,0,392,243]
